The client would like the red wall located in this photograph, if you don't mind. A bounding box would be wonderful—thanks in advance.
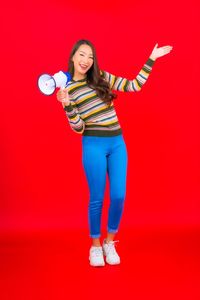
[1,0,199,231]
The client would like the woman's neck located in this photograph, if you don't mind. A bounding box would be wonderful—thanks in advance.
[73,73,87,81]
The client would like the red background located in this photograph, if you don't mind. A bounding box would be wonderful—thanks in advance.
[1,0,200,299]
[1,0,199,231]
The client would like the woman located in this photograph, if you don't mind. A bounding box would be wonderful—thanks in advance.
[56,39,173,267]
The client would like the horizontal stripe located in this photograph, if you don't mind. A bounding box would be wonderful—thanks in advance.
[83,128,122,137]
[87,110,116,122]
[64,58,154,135]
[81,105,111,120]
[85,121,120,128]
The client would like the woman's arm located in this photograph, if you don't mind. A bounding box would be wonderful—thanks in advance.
[64,103,85,134]
[57,88,85,134]
[101,58,154,92]
[101,44,173,92]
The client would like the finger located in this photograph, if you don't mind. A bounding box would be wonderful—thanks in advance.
[163,45,173,48]
[160,46,173,50]
[57,92,65,99]
[63,87,69,93]
[154,43,158,49]
[163,46,173,50]
[58,90,65,96]
[163,47,173,53]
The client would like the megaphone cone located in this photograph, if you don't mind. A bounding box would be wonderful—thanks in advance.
[37,71,72,96]
[38,74,56,96]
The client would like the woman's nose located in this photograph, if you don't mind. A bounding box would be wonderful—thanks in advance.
[82,57,89,64]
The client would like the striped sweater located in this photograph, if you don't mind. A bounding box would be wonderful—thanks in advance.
[64,57,155,137]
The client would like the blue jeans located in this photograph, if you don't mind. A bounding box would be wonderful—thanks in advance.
[82,134,128,238]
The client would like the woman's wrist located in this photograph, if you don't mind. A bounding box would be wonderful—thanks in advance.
[149,55,156,61]
[62,101,71,108]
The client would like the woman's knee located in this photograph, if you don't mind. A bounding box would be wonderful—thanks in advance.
[89,196,104,210]
[110,195,126,206]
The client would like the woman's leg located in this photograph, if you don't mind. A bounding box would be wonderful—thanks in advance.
[106,136,128,239]
[82,137,107,243]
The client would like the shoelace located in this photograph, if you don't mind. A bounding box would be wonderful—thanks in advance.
[105,240,119,255]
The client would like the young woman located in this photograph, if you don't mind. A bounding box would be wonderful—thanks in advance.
[56,39,173,267]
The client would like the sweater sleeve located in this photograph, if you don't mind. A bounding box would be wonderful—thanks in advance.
[64,102,85,134]
[101,57,155,92]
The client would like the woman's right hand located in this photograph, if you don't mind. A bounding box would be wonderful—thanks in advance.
[56,88,70,107]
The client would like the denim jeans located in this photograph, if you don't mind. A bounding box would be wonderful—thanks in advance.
[82,134,128,238]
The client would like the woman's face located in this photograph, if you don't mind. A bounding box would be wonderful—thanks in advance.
[72,44,94,79]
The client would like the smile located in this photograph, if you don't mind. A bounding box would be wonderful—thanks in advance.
[80,64,88,70]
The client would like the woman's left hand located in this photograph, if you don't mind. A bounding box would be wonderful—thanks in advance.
[150,43,173,61]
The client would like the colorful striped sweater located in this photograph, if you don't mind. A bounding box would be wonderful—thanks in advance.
[64,57,155,137]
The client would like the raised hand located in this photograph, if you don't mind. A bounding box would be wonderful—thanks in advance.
[150,43,173,61]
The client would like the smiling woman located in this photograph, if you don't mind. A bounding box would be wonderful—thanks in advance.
[55,39,173,267]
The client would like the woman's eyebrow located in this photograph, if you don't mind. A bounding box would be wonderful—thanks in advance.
[79,50,93,56]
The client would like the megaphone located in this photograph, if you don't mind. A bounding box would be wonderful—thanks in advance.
[37,71,72,96]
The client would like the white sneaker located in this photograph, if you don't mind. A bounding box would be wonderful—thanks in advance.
[89,246,105,267]
[102,239,120,265]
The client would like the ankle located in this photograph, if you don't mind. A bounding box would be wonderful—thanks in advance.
[92,238,101,247]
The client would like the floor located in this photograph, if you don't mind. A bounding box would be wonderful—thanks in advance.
[0,227,200,300]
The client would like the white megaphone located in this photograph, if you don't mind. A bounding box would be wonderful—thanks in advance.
[37,71,72,96]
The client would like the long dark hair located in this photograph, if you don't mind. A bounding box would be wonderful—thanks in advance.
[67,39,117,106]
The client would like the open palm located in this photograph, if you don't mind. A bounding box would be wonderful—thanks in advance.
[150,43,173,60]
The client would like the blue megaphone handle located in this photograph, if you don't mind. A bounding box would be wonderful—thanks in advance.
[63,72,72,85]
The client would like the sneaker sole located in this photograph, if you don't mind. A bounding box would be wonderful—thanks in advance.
[89,261,105,267]
[89,258,105,267]
[105,259,120,265]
